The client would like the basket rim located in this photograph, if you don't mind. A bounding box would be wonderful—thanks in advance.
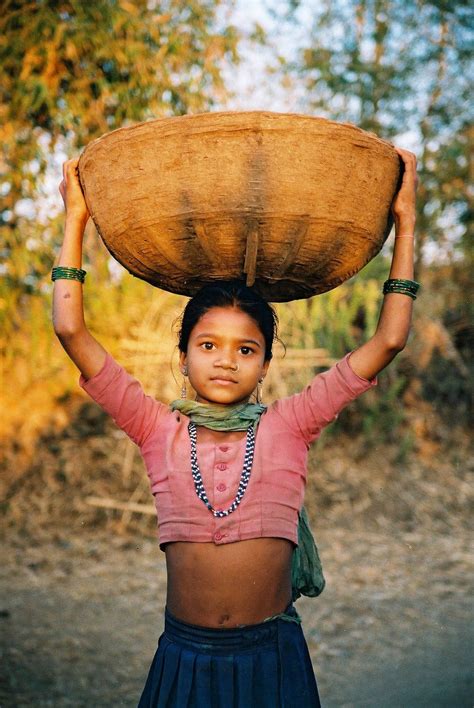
[78,110,395,160]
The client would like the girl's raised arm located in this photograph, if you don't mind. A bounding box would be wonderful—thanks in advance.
[348,147,419,381]
[52,158,108,380]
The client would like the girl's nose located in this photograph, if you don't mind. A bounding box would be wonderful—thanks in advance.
[214,355,238,371]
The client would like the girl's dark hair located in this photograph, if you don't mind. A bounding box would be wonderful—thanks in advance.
[178,280,279,361]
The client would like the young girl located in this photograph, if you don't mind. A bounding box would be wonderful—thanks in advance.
[53,147,418,707]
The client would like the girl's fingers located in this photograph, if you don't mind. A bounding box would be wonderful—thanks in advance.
[59,157,89,219]
[390,146,419,222]
[394,147,418,190]
[67,157,79,170]
[65,158,79,179]
[395,147,417,170]
[62,158,80,185]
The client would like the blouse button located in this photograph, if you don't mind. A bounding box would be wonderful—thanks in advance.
[217,483,226,492]
[219,445,229,452]
[214,531,223,541]
[216,463,228,471]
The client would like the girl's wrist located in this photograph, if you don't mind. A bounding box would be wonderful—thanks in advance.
[64,218,87,241]
[394,216,415,233]
[65,210,89,229]
[394,222,415,240]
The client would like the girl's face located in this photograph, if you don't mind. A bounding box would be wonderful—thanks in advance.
[179,306,270,405]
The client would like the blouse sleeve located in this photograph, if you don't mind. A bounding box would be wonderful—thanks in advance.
[271,351,378,446]
[79,353,169,447]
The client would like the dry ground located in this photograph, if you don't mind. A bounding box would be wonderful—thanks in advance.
[1,524,472,707]
[1,403,473,707]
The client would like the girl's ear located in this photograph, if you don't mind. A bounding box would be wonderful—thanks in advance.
[179,351,187,373]
[261,359,270,378]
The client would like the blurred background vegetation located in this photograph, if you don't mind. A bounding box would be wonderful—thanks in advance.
[0,0,472,531]
[1,9,472,706]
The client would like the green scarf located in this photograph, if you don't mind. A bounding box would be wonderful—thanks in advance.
[170,398,325,601]
[170,399,266,431]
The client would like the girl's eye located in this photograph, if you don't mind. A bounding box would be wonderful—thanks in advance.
[240,346,254,356]
[201,342,215,351]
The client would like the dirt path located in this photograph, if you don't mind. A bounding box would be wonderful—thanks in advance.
[1,527,472,707]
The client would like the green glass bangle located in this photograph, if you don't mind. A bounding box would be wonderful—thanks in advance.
[384,278,420,290]
[383,283,418,292]
[51,266,87,283]
[383,279,420,301]
[383,283,418,300]
[383,278,420,296]
[384,289,417,300]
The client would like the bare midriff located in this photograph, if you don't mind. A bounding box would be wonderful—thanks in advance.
[165,537,294,628]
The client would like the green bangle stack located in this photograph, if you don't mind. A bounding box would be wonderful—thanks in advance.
[51,266,87,283]
[383,278,420,300]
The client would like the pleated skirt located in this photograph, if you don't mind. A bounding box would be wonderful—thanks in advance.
[138,604,321,707]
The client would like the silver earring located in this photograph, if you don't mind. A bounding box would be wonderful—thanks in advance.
[256,378,264,404]
[181,367,188,399]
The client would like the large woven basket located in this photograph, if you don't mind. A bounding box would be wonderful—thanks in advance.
[78,111,401,302]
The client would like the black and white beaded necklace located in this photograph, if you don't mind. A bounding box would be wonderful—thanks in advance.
[188,421,255,518]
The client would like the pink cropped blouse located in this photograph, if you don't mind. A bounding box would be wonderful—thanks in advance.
[80,352,377,549]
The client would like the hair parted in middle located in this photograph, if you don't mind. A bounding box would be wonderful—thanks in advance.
[177,280,279,361]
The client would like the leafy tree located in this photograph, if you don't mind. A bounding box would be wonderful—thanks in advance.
[272,0,473,280]
[0,0,241,342]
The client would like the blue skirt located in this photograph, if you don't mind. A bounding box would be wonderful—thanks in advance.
[138,604,320,707]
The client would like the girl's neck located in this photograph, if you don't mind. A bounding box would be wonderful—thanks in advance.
[194,397,251,406]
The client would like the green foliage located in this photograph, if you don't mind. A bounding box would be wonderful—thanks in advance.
[278,0,472,273]
[0,0,247,447]
[270,0,473,437]
[1,0,239,137]
[277,255,388,359]
[0,0,471,449]
[0,0,241,343]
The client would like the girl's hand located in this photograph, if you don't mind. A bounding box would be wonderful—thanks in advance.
[391,147,418,231]
[59,158,89,226]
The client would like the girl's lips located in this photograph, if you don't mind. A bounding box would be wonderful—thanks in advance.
[210,377,237,385]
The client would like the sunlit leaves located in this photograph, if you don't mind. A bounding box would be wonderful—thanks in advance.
[280,0,472,271]
[0,0,241,338]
